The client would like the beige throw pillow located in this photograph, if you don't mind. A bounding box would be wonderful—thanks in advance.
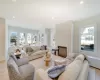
[54,60,67,66]
[75,54,85,61]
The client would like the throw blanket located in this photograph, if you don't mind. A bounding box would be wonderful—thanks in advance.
[48,65,66,79]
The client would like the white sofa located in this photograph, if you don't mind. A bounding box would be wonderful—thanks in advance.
[8,45,48,61]
[24,46,48,61]
[36,54,89,80]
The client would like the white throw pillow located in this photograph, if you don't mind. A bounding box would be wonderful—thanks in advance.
[54,59,67,66]
[68,53,79,58]
[75,54,85,62]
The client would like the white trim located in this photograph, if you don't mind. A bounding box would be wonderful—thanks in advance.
[79,24,97,54]
[71,23,74,53]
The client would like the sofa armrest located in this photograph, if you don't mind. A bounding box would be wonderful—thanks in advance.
[17,58,29,67]
[36,69,52,80]
[77,60,89,80]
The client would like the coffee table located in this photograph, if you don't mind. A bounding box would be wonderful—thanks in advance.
[29,54,65,70]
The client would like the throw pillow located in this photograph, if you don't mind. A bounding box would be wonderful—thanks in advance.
[48,65,66,79]
[26,47,34,56]
[54,60,67,66]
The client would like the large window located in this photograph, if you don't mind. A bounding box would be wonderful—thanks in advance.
[27,33,32,44]
[19,33,25,45]
[32,34,37,44]
[10,32,18,46]
[80,26,95,52]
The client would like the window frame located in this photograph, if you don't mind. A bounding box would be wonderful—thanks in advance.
[27,33,32,44]
[19,33,25,45]
[79,24,97,54]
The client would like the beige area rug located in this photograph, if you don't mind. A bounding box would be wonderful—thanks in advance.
[88,68,95,80]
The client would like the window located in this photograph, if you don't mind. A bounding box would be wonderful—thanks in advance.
[19,33,25,45]
[32,34,37,44]
[27,33,32,44]
[80,26,95,52]
[10,32,18,46]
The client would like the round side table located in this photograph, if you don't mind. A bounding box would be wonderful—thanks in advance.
[44,58,51,66]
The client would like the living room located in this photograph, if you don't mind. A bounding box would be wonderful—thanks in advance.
[0,0,100,80]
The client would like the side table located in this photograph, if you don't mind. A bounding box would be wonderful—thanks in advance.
[44,58,51,66]
[52,49,58,55]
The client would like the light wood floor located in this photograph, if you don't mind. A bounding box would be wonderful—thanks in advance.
[0,61,100,80]
[0,61,9,80]
[95,68,100,80]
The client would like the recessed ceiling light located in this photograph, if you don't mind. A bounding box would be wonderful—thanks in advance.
[80,1,84,4]
[13,16,15,19]
[52,17,55,19]
[12,0,16,2]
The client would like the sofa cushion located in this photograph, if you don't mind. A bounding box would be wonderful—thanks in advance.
[58,55,84,80]
[10,53,29,67]
[75,54,85,61]
[16,58,29,67]
[7,57,20,74]
[26,47,34,56]
[54,60,67,66]
[31,50,47,56]
[68,53,79,58]
[31,46,40,52]
[19,64,34,78]
[26,47,33,52]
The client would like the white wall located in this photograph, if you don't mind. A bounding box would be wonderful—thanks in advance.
[45,28,51,47]
[0,18,5,61]
[73,14,100,57]
[6,19,42,30]
[55,21,73,54]
[51,28,56,48]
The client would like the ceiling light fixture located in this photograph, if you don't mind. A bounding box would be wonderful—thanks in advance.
[52,17,55,19]
[80,1,84,4]
[12,0,16,2]
[13,16,15,19]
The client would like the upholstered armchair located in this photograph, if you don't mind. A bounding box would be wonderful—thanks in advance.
[7,56,35,80]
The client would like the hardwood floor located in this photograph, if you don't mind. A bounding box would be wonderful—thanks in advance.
[0,61,9,80]
[95,68,100,80]
[0,62,100,80]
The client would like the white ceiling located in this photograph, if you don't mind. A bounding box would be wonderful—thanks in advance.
[0,0,100,27]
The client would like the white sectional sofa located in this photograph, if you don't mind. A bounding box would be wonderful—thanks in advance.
[36,54,89,80]
[24,46,48,61]
[8,45,48,61]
